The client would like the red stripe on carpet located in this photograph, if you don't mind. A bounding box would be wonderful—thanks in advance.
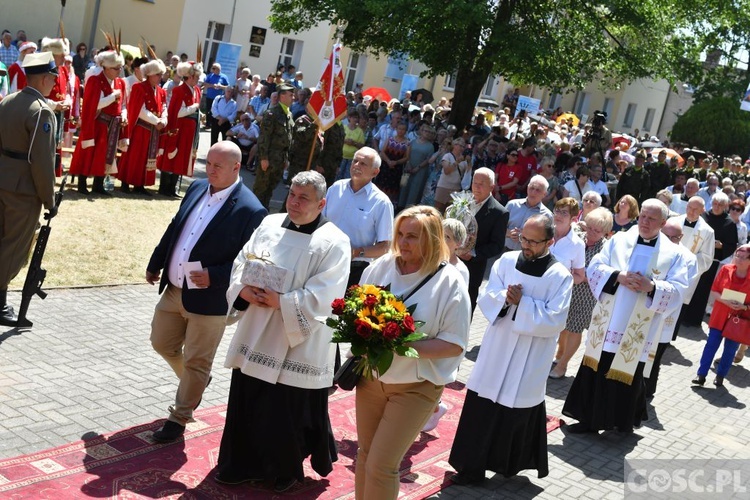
[0,381,562,498]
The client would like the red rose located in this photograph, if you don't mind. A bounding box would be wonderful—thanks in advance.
[331,298,346,315]
[383,321,401,341]
[355,319,372,339]
[402,315,415,333]
[364,294,378,307]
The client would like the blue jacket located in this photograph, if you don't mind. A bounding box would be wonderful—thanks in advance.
[147,178,267,315]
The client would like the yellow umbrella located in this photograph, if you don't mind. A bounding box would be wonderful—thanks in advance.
[555,113,580,127]
[120,44,142,59]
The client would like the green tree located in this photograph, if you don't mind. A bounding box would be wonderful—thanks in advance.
[270,0,698,130]
[671,97,750,156]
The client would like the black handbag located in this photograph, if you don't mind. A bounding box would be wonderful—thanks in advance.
[334,355,362,391]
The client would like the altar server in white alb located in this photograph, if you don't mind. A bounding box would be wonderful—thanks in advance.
[216,171,350,493]
[562,199,689,434]
[449,215,573,485]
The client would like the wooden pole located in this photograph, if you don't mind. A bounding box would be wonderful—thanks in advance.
[305,125,319,171]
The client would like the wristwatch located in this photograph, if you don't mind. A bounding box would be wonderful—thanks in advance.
[358,249,365,258]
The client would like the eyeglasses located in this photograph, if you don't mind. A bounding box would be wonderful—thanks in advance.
[519,235,550,246]
[583,199,597,204]
[553,209,571,216]
[508,153,518,157]
[730,207,744,212]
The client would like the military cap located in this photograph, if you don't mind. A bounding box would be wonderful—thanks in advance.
[22,52,58,75]
[277,82,295,93]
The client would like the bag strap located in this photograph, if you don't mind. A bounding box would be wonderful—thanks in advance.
[403,262,447,302]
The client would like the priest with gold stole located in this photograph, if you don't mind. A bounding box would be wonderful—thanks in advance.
[563,199,689,434]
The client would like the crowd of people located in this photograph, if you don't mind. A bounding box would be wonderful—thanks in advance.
[3,25,750,500]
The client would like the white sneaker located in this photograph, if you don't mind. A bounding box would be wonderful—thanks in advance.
[422,402,448,432]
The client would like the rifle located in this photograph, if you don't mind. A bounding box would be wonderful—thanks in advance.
[14,175,68,328]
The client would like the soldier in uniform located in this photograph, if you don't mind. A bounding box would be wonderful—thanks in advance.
[616,149,651,206]
[285,112,320,188]
[0,52,58,326]
[646,149,671,198]
[253,82,294,209]
[317,121,344,187]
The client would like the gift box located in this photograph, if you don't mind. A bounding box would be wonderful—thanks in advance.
[241,254,288,293]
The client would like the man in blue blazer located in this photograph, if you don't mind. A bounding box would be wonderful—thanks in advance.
[146,141,267,442]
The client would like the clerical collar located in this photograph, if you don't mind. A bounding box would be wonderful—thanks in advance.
[515,251,556,277]
[282,214,327,235]
[637,235,658,247]
[684,219,698,228]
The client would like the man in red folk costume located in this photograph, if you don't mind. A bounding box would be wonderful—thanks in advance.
[160,60,202,197]
[118,58,167,195]
[69,49,127,195]
[8,41,36,93]
[41,36,72,177]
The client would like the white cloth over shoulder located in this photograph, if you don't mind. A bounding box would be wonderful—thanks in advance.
[224,213,351,389]
[469,251,573,408]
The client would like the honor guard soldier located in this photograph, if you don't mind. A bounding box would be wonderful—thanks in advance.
[253,82,295,209]
[0,52,58,325]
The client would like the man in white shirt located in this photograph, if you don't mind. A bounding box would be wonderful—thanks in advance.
[505,175,553,250]
[324,146,394,375]
[588,164,610,207]
[226,113,259,166]
[210,87,237,146]
[697,174,720,207]
[146,141,267,442]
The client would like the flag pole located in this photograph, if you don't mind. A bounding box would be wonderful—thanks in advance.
[304,123,319,171]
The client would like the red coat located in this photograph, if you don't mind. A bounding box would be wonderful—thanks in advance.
[45,64,71,106]
[117,80,166,186]
[69,72,126,177]
[8,62,25,92]
[161,82,201,176]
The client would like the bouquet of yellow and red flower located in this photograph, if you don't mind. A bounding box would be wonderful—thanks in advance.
[327,284,427,379]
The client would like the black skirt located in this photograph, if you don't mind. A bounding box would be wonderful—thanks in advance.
[562,351,648,432]
[216,369,337,482]
[449,390,549,479]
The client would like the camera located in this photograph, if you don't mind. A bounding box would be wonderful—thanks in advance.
[592,110,607,127]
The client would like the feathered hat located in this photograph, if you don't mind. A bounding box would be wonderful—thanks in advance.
[98,49,125,69]
[141,59,167,77]
[41,36,70,56]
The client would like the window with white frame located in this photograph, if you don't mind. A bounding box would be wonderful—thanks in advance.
[204,21,228,68]
[548,93,563,110]
[279,37,304,71]
[443,72,457,90]
[482,76,498,97]
[642,108,656,132]
[574,92,590,117]
[345,53,367,92]
[602,97,614,119]
[385,53,408,80]
[623,103,637,128]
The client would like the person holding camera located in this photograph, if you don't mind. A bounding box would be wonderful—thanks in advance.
[583,111,612,160]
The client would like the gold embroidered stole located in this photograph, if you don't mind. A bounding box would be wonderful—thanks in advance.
[582,235,673,385]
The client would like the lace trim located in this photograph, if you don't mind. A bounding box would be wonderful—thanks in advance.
[294,294,312,341]
[236,344,330,377]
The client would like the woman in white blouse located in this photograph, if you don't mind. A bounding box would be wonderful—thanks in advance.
[355,206,471,499]
[549,197,586,379]
[562,166,593,203]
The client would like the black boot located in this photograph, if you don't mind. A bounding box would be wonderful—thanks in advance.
[77,176,90,194]
[159,172,174,196]
[92,176,111,196]
[0,290,17,327]
[169,174,181,198]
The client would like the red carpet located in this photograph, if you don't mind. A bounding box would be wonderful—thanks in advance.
[0,382,562,499]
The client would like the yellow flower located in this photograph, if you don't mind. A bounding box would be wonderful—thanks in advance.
[387,298,407,314]
[357,307,383,330]
[361,284,381,297]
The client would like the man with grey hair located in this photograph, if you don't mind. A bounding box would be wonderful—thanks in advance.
[671,196,714,334]
[682,190,738,326]
[563,198,689,434]
[457,167,508,314]
[504,174,553,251]
[217,169,350,492]
[697,173,720,207]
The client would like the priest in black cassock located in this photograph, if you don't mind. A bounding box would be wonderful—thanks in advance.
[562,199,689,434]
[449,215,573,484]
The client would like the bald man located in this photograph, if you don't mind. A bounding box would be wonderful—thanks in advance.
[146,141,267,442]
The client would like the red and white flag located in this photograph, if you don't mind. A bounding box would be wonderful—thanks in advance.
[307,43,347,131]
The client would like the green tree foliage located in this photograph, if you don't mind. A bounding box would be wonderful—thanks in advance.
[684,0,750,103]
[270,0,697,130]
[671,97,750,156]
